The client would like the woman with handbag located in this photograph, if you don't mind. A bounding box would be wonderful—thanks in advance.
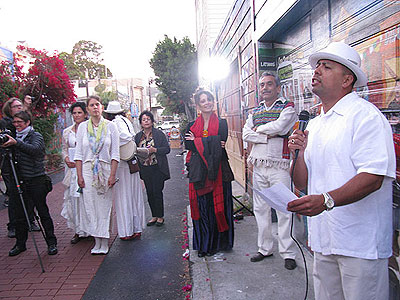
[104,101,145,240]
[61,101,89,244]
[75,96,119,254]
[135,111,170,227]
[185,90,234,257]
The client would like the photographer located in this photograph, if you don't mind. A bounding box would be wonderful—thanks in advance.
[0,98,39,238]
[2,111,57,256]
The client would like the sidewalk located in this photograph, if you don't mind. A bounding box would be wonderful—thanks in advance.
[0,173,116,300]
[188,181,315,300]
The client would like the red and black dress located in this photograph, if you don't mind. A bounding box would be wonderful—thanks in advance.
[185,113,234,255]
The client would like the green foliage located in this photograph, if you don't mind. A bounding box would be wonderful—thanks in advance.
[33,113,58,150]
[59,52,84,80]
[97,90,118,106]
[149,35,198,121]
[59,40,113,80]
[95,83,106,93]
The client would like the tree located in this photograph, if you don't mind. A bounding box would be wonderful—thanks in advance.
[149,35,198,121]
[59,52,84,80]
[18,45,76,116]
[65,40,113,80]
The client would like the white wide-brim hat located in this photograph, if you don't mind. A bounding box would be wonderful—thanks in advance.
[104,101,124,114]
[309,42,368,88]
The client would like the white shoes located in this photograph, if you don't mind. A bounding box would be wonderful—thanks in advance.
[91,237,109,255]
[91,237,102,254]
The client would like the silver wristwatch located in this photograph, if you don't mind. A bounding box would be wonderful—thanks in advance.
[322,192,335,211]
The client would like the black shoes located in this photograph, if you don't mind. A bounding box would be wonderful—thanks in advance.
[147,219,157,226]
[250,252,273,262]
[48,244,58,255]
[198,251,206,257]
[156,219,164,227]
[284,258,297,270]
[9,245,27,256]
[70,234,81,244]
[7,228,16,238]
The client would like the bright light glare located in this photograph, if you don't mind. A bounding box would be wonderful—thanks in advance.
[199,56,230,82]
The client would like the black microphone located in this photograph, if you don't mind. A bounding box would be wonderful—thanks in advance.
[294,110,310,159]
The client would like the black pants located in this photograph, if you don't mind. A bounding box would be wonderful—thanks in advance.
[12,175,57,247]
[141,165,165,218]
[3,172,35,231]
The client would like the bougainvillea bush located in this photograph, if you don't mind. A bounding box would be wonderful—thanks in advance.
[0,46,76,156]
[17,45,76,116]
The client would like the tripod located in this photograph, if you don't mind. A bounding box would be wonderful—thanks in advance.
[1,148,46,272]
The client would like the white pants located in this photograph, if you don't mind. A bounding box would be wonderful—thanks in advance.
[252,165,296,259]
[313,252,389,300]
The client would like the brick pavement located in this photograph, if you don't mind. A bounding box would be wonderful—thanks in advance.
[0,174,116,299]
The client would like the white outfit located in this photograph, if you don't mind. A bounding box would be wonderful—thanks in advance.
[243,97,298,258]
[304,92,395,299]
[74,120,120,238]
[112,115,145,238]
[60,124,88,237]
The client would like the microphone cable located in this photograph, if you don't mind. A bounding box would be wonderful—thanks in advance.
[288,110,311,300]
[289,153,309,300]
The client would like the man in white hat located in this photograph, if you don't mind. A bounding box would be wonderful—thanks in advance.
[288,42,395,299]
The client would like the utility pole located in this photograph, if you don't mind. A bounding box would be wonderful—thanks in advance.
[148,78,154,110]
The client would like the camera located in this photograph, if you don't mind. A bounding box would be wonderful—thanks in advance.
[0,129,12,145]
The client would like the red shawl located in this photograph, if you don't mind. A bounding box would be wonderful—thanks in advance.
[186,112,229,232]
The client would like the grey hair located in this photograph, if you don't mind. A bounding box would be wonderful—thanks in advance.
[260,72,280,86]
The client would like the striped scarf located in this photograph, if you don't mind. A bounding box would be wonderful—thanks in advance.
[252,99,294,159]
[252,100,293,128]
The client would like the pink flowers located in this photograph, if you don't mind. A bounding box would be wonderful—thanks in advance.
[182,284,192,292]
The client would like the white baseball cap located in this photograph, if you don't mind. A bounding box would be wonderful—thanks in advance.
[309,42,368,87]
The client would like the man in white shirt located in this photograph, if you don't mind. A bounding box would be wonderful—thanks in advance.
[243,72,298,270]
[288,42,395,299]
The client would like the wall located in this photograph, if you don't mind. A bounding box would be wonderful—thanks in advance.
[212,0,254,189]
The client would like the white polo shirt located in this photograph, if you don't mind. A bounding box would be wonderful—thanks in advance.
[305,92,396,259]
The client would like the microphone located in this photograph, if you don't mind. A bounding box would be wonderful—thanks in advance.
[294,110,310,159]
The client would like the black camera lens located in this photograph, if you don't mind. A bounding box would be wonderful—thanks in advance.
[0,134,9,145]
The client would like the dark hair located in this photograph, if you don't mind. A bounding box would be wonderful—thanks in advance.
[87,95,102,106]
[105,113,116,121]
[139,110,154,123]
[13,111,32,124]
[193,90,214,105]
[2,97,21,118]
[69,101,87,114]
[260,72,280,86]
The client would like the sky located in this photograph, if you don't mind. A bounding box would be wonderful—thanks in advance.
[0,0,197,79]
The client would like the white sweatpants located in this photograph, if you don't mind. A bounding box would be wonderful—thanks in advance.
[313,252,389,300]
[252,164,296,259]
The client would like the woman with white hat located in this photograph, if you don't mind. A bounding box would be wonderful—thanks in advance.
[104,101,145,240]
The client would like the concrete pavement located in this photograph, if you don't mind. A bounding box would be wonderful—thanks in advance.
[188,181,315,300]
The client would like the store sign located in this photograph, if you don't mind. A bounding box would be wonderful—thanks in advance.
[259,57,276,70]
[278,63,293,80]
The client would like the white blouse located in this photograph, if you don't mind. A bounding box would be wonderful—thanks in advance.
[74,119,120,164]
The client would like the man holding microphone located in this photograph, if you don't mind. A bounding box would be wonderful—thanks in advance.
[288,42,395,299]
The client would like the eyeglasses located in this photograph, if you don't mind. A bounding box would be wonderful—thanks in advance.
[11,105,23,109]
[12,120,25,124]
